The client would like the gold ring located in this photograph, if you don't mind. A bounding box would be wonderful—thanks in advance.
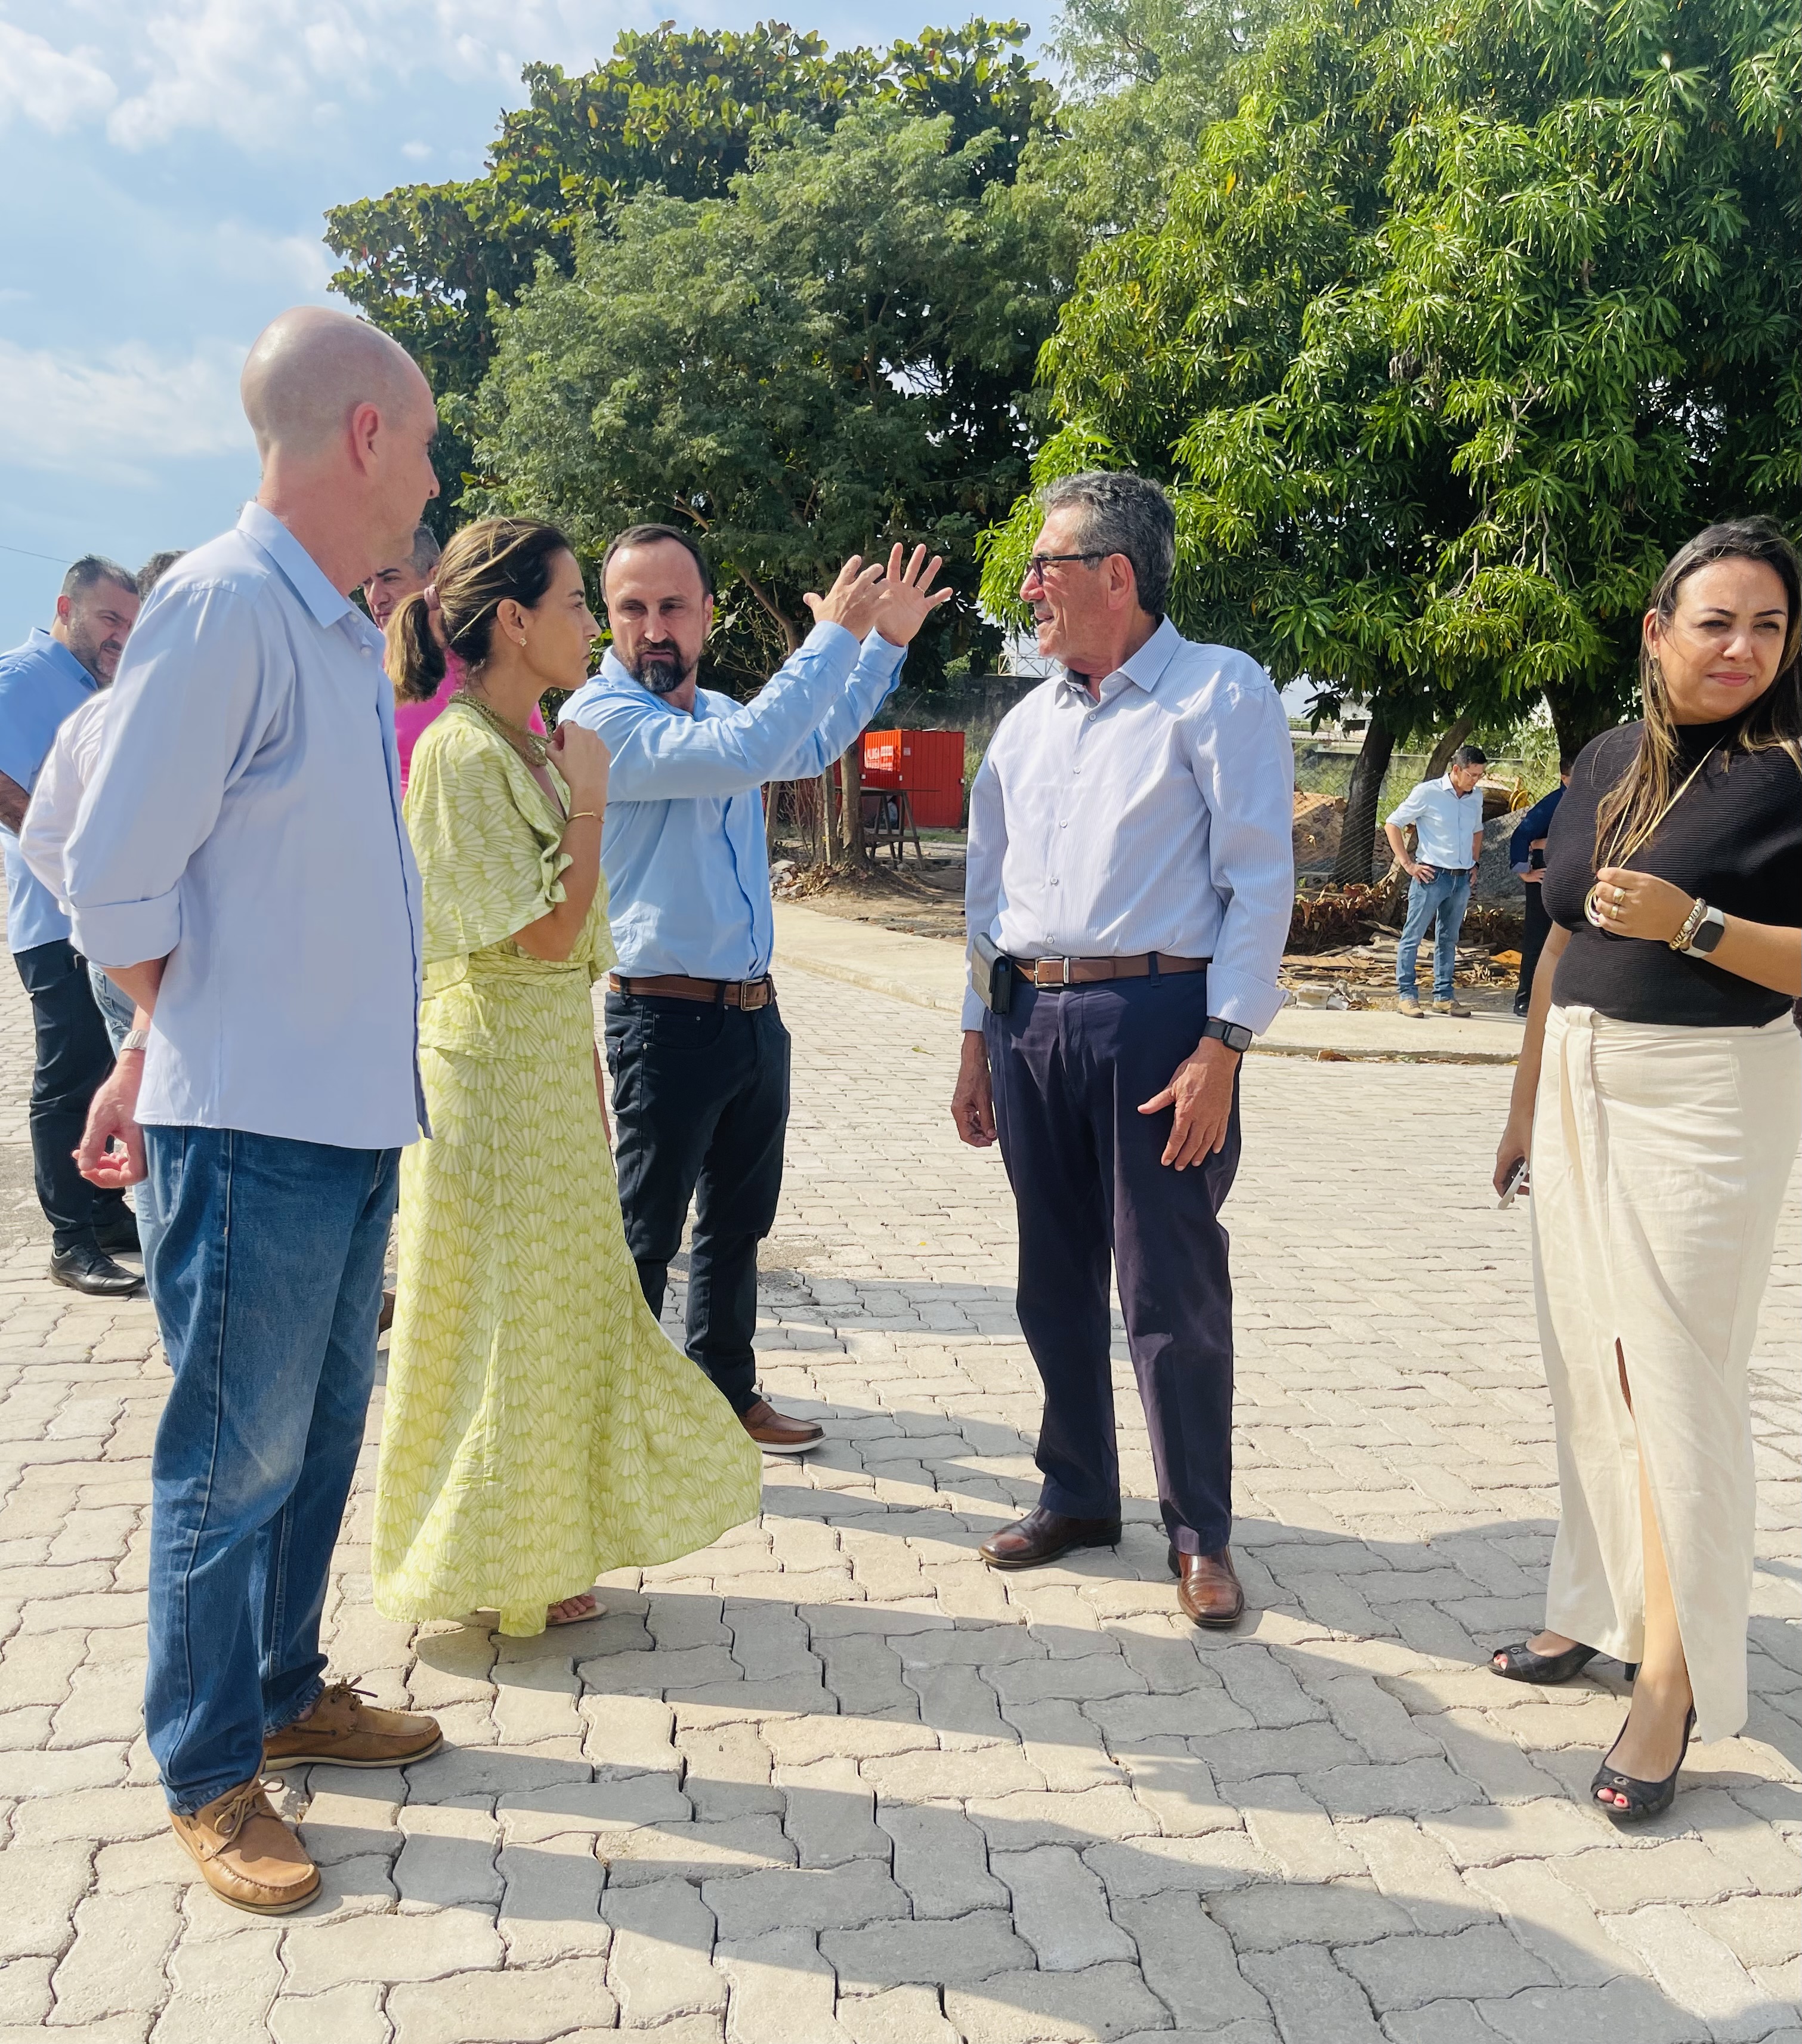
[1613,885,1625,904]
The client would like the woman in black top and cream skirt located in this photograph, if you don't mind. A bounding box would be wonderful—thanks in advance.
[1491,517,1802,1822]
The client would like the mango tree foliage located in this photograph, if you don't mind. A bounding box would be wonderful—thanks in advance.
[468,109,1069,691]
[324,19,1053,520]
[985,0,1802,767]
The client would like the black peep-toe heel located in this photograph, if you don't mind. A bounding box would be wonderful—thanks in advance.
[1489,1640,1599,1685]
[1590,1704,1696,1824]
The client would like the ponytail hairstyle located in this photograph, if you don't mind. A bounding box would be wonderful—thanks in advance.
[385,517,574,705]
[1595,515,1802,867]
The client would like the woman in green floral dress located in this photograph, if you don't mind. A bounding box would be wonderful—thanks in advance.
[373,519,761,1637]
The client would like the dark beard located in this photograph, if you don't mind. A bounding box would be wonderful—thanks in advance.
[630,646,691,696]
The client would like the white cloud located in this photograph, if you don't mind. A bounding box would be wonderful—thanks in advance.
[0,19,118,131]
[0,336,253,486]
[97,0,634,152]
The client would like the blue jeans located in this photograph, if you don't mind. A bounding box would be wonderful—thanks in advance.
[1396,868,1472,1001]
[143,1126,398,1813]
[88,961,136,1053]
[88,963,165,1266]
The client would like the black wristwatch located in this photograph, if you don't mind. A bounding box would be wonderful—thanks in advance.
[1200,1016,1254,1054]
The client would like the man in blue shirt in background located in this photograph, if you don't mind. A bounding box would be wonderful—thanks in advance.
[1508,755,1571,1016]
[1384,742,1489,1018]
[0,557,143,1293]
[560,526,948,1455]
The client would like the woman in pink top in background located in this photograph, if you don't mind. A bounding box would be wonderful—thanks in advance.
[364,524,543,788]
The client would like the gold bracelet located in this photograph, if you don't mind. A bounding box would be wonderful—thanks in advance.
[564,811,601,824]
[1669,895,1708,952]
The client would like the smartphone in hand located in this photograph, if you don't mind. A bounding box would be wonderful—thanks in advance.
[1498,1155,1528,1208]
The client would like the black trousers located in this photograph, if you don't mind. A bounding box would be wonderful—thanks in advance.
[14,938,128,1252]
[1518,881,1553,1003]
[986,971,1241,1554]
[603,992,790,1415]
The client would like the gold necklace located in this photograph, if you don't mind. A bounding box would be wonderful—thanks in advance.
[453,687,549,768]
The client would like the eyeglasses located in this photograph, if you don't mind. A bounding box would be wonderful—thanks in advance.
[1023,551,1109,582]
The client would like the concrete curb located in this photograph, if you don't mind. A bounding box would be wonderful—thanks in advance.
[771,902,1520,1064]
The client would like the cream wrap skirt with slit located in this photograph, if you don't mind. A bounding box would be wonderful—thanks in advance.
[1529,1002,1800,1743]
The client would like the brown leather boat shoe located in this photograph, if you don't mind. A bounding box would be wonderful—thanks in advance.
[170,1779,320,1915]
[740,1398,824,1455]
[979,1505,1122,1571]
[1170,1544,1246,1628]
[262,1681,442,1770]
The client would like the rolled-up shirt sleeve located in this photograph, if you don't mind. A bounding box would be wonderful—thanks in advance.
[65,582,277,970]
[1188,675,1294,1033]
[960,745,1007,1032]
[572,623,862,801]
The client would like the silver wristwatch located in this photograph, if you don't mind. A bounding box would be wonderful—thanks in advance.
[120,1027,152,1054]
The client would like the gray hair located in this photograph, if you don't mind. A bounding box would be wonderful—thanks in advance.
[1449,743,1488,768]
[61,555,137,604]
[408,523,443,576]
[1040,470,1175,620]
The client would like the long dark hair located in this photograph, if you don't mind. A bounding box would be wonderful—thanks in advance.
[385,517,572,704]
[1596,517,1802,866]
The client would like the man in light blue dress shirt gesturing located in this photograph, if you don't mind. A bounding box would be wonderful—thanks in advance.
[559,526,948,1455]
[952,471,1294,1628]
[64,307,446,1915]
[1383,744,1488,1017]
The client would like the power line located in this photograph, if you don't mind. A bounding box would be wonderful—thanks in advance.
[0,541,71,566]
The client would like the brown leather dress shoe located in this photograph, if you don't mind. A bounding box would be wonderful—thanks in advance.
[979,1505,1122,1571]
[170,1779,320,1915]
[262,1681,442,1770]
[1170,1545,1246,1628]
[740,1398,824,1455]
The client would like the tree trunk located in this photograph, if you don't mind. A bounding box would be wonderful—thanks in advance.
[1332,715,1397,885]
[815,771,832,866]
[837,740,866,869]
[1541,683,1616,764]
[1421,713,1475,785]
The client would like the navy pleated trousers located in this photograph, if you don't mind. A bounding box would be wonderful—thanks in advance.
[985,971,1241,1554]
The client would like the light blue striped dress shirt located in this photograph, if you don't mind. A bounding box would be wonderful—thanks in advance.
[64,504,426,1150]
[963,617,1295,1033]
[558,623,904,980]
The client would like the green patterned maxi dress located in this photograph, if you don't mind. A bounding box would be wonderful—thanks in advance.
[373,702,762,1636]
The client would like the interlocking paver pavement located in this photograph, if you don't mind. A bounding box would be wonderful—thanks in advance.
[0,962,1796,2042]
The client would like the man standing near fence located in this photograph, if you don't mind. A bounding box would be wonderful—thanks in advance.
[951,471,1294,1628]
[1384,743,1488,1017]
[558,527,948,1455]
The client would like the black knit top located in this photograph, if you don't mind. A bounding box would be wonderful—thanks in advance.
[1541,717,1802,1027]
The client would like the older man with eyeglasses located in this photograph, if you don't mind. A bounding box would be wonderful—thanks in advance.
[951,471,1294,1628]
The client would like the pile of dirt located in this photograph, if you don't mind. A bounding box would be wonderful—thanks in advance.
[1292,790,1346,866]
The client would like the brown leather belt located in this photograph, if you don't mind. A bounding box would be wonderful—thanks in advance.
[608,972,777,1009]
[1018,953,1208,989]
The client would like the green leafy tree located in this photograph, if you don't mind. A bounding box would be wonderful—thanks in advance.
[1016,0,1276,237]
[324,19,1053,524]
[468,106,1067,698]
[985,0,1802,878]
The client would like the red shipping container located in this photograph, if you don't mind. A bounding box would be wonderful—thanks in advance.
[861,728,965,828]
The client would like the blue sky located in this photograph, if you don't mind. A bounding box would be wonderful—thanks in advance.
[0,0,979,646]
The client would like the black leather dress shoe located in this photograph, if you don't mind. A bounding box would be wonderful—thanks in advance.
[1169,1544,1246,1628]
[979,1505,1121,1571]
[49,1242,144,1298]
[94,1206,141,1256]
